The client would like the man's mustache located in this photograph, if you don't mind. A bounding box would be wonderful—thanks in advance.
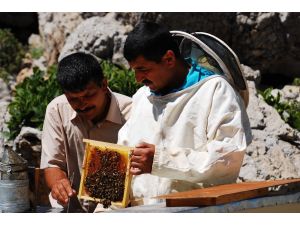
[75,106,95,113]
[142,79,152,85]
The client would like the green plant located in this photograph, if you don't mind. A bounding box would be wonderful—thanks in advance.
[6,66,62,140]
[0,29,25,80]
[292,78,300,86]
[100,60,141,97]
[260,88,300,131]
[0,68,10,83]
[30,47,44,59]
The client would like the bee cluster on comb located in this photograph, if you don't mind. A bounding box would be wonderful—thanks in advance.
[84,148,126,208]
[78,139,132,208]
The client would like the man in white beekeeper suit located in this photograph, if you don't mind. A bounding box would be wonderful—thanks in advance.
[118,21,252,205]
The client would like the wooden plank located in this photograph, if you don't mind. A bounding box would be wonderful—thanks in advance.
[165,188,269,207]
[156,179,300,207]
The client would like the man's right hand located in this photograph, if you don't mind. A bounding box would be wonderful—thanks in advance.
[44,167,76,207]
[50,178,76,206]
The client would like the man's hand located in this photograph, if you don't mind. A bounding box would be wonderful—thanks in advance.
[44,168,76,207]
[50,178,76,206]
[130,142,155,175]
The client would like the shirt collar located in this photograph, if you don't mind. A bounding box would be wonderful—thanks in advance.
[70,89,123,125]
[105,91,123,125]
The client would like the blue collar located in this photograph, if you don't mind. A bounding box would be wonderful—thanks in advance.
[151,60,216,96]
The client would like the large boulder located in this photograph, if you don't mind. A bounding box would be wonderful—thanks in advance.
[59,13,133,66]
[232,12,300,78]
[38,12,110,66]
[239,66,300,181]
[38,13,84,66]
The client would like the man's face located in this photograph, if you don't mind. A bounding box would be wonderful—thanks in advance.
[129,52,176,94]
[65,81,108,121]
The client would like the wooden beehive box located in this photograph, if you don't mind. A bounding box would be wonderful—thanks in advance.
[78,139,133,208]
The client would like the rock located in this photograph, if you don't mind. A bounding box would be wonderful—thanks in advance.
[241,64,261,84]
[0,78,11,102]
[59,13,133,67]
[16,67,33,85]
[32,56,47,72]
[239,66,300,182]
[239,155,260,181]
[13,127,42,167]
[15,51,47,84]
[0,100,10,159]
[38,12,113,66]
[234,13,285,72]
[158,12,235,44]
[38,12,300,79]
[38,12,84,65]
[233,12,300,79]
[40,12,236,66]
[281,85,300,102]
[28,34,43,49]
[15,53,34,84]
[245,81,265,129]
[81,12,108,19]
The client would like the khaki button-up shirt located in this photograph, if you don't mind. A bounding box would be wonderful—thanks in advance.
[40,91,131,192]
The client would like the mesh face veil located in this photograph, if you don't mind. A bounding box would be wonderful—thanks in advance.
[171,31,249,107]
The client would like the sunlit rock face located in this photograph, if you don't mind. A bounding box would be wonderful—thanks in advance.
[239,65,300,182]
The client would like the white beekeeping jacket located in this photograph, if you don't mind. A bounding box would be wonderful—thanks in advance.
[118,75,252,205]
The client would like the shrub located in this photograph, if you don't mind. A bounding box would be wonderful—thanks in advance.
[0,29,25,81]
[6,66,62,140]
[100,60,141,97]
[260,88,300,131]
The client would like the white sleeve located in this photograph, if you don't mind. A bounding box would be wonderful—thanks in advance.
[151,79,251,186]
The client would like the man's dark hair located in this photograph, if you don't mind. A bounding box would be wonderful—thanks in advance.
[57,52,104,92]
[124,21,180,63]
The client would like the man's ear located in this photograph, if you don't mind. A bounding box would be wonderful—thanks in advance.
[101,79,108,92]
[162,50,176,66]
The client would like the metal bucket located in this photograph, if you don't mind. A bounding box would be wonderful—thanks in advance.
[0,145,30,213]
[0,179,30,212]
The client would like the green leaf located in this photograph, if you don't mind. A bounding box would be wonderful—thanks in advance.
[6,66,62,140]
[260,87,300,132]
[100,60,142,97]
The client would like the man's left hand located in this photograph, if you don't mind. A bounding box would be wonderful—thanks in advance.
[130,142,155,175]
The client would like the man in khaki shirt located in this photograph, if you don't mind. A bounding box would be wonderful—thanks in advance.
[40,52,131,209]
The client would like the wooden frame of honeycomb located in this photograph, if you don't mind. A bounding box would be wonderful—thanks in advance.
[78,139,133,208]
